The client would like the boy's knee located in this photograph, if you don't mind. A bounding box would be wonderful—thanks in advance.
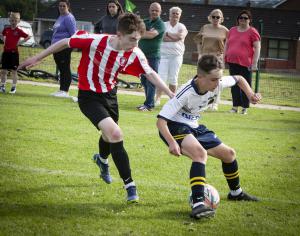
[224,147,236,162]
[192,147,207,163]
[228,147,236,158]
[109,127,123,142]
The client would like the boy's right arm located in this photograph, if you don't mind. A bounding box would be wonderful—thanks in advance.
[18,38,70,69]
[156,118,181,157]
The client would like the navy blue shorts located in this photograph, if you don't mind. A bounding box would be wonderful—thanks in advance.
[159,121,222,150]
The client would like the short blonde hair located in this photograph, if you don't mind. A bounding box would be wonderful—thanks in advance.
[208,9,224,23]
[9,12,21,20]
[169,6,182,15]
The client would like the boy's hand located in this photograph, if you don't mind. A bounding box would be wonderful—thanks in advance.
[249,93,262,104]
[168,91,175,99]
[18,56,40,70]
[169,141,181,157]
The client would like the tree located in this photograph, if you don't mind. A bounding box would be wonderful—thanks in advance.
[0,0,50,20]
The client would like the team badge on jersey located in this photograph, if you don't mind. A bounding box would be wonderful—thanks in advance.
[119,57,127,66]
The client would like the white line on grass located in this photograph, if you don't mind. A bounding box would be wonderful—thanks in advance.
[2,161,300,205]
[0,161,188,191]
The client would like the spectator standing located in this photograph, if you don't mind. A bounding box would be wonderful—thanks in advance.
[137,2,165,111]
[155,6,188,106]
[224,10,261,115]
[51,0,76,98]
[193,9,228,110]
[0,12,30,94]
[94,0,124,34]
[19,13,173,203]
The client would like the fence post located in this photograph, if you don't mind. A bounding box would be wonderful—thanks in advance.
[255,21,263,93]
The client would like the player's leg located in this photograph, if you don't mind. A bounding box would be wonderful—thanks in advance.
[208,143,259,201]
[93,133,112,184]
[10,70,18,94]
[98,118,138,202]
[0,69,8,93]
[181,135,215,219]
[1,52,10,93]
[78,89,138,202]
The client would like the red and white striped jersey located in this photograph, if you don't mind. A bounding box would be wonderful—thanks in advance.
[68,31,153,93]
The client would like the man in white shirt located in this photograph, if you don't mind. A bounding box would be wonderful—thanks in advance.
[157,55,261,219]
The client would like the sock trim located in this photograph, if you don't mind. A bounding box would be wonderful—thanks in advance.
[230,188,242,196]
[125,181,135,189]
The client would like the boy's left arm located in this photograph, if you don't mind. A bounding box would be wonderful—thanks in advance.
[235,75,262,104]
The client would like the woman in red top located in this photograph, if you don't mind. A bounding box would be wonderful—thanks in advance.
[0,12,30,94]
[224,10,261,114]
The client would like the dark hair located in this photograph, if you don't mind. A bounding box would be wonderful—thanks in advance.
[236,10,252,25]
[197,55,223,75]
[106,0,124,16]
[58,0,72,13]
[117,13,145,35]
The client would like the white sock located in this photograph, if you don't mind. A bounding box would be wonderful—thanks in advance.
[230,187,242,196]
[193,201,204,208]
[125,181,135,189]
[99,156,108,164]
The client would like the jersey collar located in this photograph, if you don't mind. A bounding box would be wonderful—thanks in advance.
[191,76,208,95]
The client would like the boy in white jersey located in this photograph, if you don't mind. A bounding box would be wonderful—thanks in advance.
[157,55,261,219]
[19,13,173,203]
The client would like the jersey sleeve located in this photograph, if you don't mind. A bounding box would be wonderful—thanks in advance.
[121,47,154,77]
[69,31,93,49]
[158,88,188,120]
[18,28,29,38]
[219,76,238,90]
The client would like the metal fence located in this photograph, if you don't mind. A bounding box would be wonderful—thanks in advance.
[1,44,300,107]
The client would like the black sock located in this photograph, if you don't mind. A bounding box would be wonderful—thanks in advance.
[110,141,133,185]
[99,136,110,159]
[190,162,206,204]
[222,160,240,191]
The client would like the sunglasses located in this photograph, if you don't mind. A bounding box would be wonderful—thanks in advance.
[239,16,249,20]
[212,16,221,19]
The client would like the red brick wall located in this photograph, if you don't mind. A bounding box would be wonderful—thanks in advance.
[264,59,295,69]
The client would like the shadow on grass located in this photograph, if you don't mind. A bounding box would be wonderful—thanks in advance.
[0,202,195,222]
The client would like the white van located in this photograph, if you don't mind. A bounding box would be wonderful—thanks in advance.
[0,18,36,47]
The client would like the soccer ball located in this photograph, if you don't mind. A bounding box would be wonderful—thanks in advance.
[189,183,220,209]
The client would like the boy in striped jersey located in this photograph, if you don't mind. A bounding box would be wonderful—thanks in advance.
[157,55,261,219]
[19,13,173,203]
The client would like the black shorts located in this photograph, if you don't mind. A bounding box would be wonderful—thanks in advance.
[1,51,19,70]
[159,121,222,150]
[78,88,119,129]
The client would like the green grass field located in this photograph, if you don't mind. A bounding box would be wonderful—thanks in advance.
[0,84,299,235]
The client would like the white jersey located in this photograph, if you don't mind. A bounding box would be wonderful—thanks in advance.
[158,76,238,128]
